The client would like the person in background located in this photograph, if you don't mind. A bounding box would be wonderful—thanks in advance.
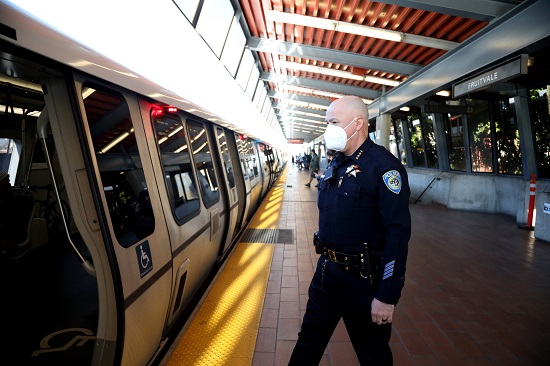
[289,95,411,365]
[312,149,335,187]
[304,150,319,187]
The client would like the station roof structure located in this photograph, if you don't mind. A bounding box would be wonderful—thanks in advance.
[236,0,526,143]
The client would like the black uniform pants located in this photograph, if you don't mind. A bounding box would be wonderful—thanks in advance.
[289,256,392,366]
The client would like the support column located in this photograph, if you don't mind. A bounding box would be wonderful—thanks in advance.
[375,113,392,150]
[433,113,449,171]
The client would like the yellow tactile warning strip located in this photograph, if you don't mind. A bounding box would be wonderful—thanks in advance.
[167,242,274,366]
[248,167,288,229]
[167,166,288,365]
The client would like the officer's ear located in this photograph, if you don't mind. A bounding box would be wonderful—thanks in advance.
[356,116,365,130]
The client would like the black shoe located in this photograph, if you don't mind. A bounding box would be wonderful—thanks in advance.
[305,183,310,187]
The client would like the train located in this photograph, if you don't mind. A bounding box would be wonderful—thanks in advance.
[0,3,286,365]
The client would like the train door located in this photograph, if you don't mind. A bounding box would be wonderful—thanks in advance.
[143,106,225,328]
[213,126,241,256]
[72,76,173,366]
[256,142,272,197]
[235,133,252,223]
[246,140,263,215]
[1,55,108,365]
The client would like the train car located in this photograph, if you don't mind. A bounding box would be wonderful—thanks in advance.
[0,4,285,366]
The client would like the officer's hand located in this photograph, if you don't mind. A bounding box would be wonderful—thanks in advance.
[371,298,394,325]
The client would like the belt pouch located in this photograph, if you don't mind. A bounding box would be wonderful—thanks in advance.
[313,232,323,254]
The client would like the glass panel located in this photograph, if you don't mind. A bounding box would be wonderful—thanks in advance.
[236,50,254,90]
[0,138,18,183]
[396,120,407,165]
[247,159,256,178]
[195,0,234,57]
[389,123,398,159]
[187,122,219,208]
[447,113,466,171]
[174,0,201,22]
[215,127,235,188]
[493,98,522,175]
[83,84,154,246]
[408,116,426,168]
[152,110,200,221]
[220,16,246,77]
[422,114,438,168]
[255,83,267,109]
[235,134,249,180]
[263,100,271,119]
[530,87,550,178]
[246,68,260,100]
[468,99,494,173]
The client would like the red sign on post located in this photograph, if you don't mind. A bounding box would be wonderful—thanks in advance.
[287,138,304,144]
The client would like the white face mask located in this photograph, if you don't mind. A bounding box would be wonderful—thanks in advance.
[324,117,357,151]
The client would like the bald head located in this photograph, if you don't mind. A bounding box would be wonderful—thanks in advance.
[328,96,368,120]
[325,96,369,155]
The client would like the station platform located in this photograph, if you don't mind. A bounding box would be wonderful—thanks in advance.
[160,163,550,366]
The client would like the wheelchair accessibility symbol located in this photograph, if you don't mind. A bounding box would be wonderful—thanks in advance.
[136,240,153,278]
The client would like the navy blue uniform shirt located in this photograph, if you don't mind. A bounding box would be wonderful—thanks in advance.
[317,137,411,305]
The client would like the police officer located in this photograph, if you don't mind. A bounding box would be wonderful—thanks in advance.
[289,96,411,366]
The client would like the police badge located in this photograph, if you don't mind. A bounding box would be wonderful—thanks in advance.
[382,170,401,194]
[345,165,360,178]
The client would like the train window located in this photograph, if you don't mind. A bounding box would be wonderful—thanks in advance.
[246,159,255,178]
[0,138,19,185]
[187,121,219,208]
[151,111,200,221]
[235,133,249,180]
[252,158,259,177]
[215,128,235,188]
[82,83,155,247]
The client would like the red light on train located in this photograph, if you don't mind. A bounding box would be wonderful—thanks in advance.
[240,134,247,140]
[167,106,177,113]
[152,108,163,117]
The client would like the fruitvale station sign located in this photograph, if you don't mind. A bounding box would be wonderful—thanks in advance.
[453,54,529,98]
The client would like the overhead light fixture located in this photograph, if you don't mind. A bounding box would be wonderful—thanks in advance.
[436,90,451,97]
[277,109,325,120]
[0,75,43,94]
[0,105,41,117]
[400,106,410,112]
[280,116,325,125]
[275,61,400,87]
[99,128,134,154]
[278,83,344,99]
[266,10,457,51]
[276,98,329,110]
[266,10,403,42]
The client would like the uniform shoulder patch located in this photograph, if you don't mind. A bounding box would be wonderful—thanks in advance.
[382,170,402,194]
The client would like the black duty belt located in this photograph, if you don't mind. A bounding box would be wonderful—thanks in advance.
[313,232,382,280]
[320,246,363,266]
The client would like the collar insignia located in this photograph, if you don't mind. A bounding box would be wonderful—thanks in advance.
[346,164,361,177]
